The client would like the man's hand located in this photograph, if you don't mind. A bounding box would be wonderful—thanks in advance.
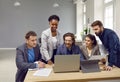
[103,66,112,71]
[47,60,53,65]
[38,61,45,68]
[100,58,106,65]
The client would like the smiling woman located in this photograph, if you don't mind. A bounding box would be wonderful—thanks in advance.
[80,34,100,60]
[40,15,62,65]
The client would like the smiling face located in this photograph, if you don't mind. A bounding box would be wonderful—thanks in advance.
[49,19,59,32]
[85,36,93,47]
[64,36,73,49]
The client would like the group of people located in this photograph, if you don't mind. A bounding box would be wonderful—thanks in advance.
[15,15,120,82]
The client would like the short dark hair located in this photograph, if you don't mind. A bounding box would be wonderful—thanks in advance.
[85,34,97,46]
[63,32,75,44]
[91,20,103,27]
[25,31,37,39]
[48,15,60,22]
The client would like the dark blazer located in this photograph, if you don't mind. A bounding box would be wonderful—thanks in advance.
[56,44,85,61]
[15,43,42,82]
[98,28,120,67]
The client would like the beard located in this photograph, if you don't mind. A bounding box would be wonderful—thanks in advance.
[65,43,72,48]
[95,32,102,36]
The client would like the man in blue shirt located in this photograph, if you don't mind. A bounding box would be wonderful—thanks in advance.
[91,20,120,71]
[16,31,45,82]
[56,32,84,60]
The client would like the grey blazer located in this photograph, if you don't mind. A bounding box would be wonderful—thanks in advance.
[15,43,41,82]
[80,44,100,60]
[40,28,62,61]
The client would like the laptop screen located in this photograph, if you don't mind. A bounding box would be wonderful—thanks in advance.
[53,55,80,73]
[80,60,101,73]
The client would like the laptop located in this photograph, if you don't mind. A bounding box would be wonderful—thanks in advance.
[53,55,80,73]
[80,60,101,73]
[89,55,107,60]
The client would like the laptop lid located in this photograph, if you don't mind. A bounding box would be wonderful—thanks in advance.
[53,55,80,73]
[89,55,107,60]
[80,60,101,73]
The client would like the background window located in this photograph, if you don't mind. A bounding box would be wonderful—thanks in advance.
[104,0,113,29]
[83,4,86,26]
[104,0,113,3]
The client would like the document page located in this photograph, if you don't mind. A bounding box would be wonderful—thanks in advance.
[33,68,52,76]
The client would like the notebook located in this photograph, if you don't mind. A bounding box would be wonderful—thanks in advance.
[80,60,101,73]
[53,55,80,73]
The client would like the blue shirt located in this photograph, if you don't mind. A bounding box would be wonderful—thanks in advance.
[67,48,72,54]
[28,48,35,63]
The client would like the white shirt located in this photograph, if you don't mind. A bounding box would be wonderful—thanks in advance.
[52,36,57,49]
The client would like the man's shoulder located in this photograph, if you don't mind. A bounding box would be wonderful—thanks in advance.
[17,43,26,51]
[58,44,64,49]
[74,44,79,48]
[104,28,115,34]
[71,44,80,51]
[104,28,119,39]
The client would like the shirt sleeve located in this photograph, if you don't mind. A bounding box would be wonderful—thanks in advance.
[16,48,36,71]
[40,32,50,61]
[107,32,119,67]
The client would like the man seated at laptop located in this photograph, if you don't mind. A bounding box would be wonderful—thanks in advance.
[15,31,45,82]
[56,32,84,60]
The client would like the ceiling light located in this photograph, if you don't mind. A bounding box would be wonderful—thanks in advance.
[14,1,21,6]
[53,2,59,7]
[53,0,59,8]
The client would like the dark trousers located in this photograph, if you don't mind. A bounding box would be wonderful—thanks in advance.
[51,49,57,63]
[41,49,57,64]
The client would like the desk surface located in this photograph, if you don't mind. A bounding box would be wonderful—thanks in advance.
[24,65,120,82]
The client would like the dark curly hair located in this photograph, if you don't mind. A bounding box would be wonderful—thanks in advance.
[63,32,75,44]
[48,15,60,22]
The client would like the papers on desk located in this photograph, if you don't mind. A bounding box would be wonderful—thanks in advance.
[29,68,39,71]
[33,68,52,76]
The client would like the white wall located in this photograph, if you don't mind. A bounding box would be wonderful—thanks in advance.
[0,0,76,48]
